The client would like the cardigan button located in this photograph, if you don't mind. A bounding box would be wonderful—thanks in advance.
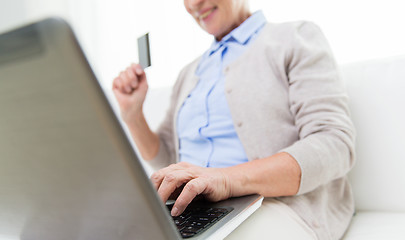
[224,66,230,74]
[311,220,320,228]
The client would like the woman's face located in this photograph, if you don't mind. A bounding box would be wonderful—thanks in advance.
[184,0,250,41]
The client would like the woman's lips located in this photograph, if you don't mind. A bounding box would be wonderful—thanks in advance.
[197,7,217,21]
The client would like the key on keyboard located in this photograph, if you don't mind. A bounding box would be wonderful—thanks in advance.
[167,204,233,238]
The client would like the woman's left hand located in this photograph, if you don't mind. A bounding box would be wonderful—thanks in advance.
[150,162,232,216]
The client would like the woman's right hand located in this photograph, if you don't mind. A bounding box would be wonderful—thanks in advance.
[112,63,148,123]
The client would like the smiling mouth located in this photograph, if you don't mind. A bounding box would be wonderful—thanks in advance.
[198,7,217,20]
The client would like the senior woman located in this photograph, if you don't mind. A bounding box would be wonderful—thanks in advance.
[112,0,355,239]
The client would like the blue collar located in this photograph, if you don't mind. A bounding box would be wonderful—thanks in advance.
[208,10,266,55]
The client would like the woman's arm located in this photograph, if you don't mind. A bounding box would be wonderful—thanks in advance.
[112,63,160,160]
[282,22,355,195]
[223,152,301,197]
[125,113,160,161]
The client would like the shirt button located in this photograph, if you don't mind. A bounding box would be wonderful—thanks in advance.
[226,88,232,94]
[237,122,243,127]
[224,66,230,73]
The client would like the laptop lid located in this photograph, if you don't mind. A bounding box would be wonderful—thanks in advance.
[0,17,181,240]
[0,18,262,240]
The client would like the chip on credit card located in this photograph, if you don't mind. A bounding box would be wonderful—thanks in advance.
[137,33,151,69]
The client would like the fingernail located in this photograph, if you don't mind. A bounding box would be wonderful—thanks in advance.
[135,66,143,74]
[125,86,132,93]
[171,207,179,216]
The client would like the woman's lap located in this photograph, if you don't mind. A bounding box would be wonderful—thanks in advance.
[225,198,317,240]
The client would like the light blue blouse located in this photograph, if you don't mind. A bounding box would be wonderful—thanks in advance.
[177,11,266,168]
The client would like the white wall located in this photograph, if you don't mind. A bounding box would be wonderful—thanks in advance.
[250,0,405,67]
[1,0,405,90]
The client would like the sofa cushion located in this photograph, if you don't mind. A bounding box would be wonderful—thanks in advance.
[340,55,405,211]
[144,87,171,131]
[343,211,405,239]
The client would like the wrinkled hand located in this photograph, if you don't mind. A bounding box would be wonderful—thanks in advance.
[150,162,232,216]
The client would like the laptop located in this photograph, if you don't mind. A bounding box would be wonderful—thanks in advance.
[0,18,263,240]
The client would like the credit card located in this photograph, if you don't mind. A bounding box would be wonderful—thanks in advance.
[137,33,151,69]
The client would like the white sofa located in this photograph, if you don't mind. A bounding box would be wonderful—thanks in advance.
[142,55,405,239]
[341,55,405,239]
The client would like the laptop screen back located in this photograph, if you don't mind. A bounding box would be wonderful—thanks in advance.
[0,18,179,240]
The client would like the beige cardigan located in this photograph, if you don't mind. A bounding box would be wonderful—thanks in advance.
[149,21,356,240]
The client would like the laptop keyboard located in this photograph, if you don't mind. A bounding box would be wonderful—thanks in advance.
[167,204,233,238]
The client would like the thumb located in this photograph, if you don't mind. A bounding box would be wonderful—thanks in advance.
[133,63,147,81]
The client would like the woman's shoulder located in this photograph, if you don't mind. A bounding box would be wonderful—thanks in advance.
[257,21,326,48]
[265,20,322,34]
[169,56,201,96]
[176,56,201,81]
